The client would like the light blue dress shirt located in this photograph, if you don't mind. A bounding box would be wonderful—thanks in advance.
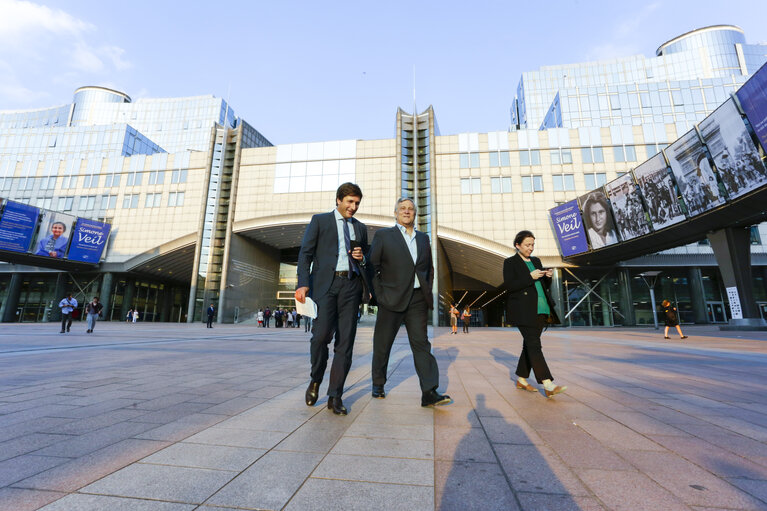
[397,223,420,289]
[334,209,356,272]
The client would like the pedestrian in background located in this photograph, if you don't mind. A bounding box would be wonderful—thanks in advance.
[661,299,688,340]
[58,293,77,333]
[126,308,133,323]
[449,303,459,334]
[461,307,471,333]
[206,303,215,328]
[257,308,264,327]
[85,296,102,333]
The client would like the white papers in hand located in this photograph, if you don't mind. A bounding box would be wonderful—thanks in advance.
[295,297,317,319]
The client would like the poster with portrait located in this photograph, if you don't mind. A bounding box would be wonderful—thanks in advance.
[549,199,589,257]
[32,211,76,259]
[735,61,767,151]
[633,153,686,230]
[67,218,111,263]
[577,189,619,249]
[698,98,767,200]
[0,201,39,253]
[665,128,725,217]
[604,173,651,241]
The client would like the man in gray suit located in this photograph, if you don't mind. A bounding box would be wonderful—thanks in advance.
[369,198,451,407]
[296,183,370,415]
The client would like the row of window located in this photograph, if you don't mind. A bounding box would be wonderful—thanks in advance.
[0,169,188,192]
[458,146,640,168]
[48,191,186,211]
[460,172,611,195]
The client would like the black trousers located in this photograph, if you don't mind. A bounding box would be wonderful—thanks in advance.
[61,313,72,332]
[310,275,362,398]
[207,316,213,328]
[515,315,553,383]
[372,290,439,393]
[462,320,469,333]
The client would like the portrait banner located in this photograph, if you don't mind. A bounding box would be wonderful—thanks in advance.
[32,211,76,259]
[633,153,686,230]
[0,201,40,253]
[699,97,767,200]
[578,189,619,249]
[604,173,651,241]
[67,218,111,263]
[665,129,725,217]
[549,199,589,257]
[735,61,767,151]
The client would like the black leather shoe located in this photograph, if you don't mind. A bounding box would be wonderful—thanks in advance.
[372,385,386,399]
[328,396,347,415]
[305,381,320,406]
[421,389,452,407]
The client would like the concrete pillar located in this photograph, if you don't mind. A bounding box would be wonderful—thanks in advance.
[160,286,173,322]
[707,227,767,328]
[550,268,565,325]
[600,280,612,326]
[1,273,23,323]
[687,267,708,324]
[99,273,113,321]
[121,280,135,322]
[618,268,635,326]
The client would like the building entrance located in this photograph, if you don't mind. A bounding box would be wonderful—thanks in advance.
[706,301,727,323]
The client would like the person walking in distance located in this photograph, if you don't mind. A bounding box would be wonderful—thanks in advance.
[449,303,459,334]
[85,296,103,333]
[58,293,77,333]
[369,198,451,407]
[661,299,688,340]
[264,307,271,327]
[295,183,372,416]
[206,303,215,328]
[132,309,139,323]
[461,307,471,333]
[503,230,566,398]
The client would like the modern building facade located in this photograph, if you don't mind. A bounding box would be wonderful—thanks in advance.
[0,25,766,327]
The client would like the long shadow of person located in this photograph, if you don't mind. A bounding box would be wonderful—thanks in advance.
[437,393,586,511]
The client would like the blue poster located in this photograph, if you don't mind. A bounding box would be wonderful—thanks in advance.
[0,201,40,253]
[549,199,589,257]
[736,62,767,151]
[66,218,111,263]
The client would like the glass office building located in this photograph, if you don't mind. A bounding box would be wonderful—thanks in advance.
[1,26,766,327]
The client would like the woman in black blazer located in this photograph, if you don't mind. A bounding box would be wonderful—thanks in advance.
[503,230,566,398]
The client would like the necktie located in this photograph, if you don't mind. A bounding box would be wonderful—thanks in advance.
[343,219,359,278]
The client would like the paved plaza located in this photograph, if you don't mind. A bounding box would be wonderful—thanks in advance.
[0,321,766,510]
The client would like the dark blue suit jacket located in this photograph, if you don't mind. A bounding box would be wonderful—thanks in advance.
[297,212,370,301]
[370,226,433,312]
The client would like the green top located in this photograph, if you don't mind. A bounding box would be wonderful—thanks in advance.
[524,260,550,315]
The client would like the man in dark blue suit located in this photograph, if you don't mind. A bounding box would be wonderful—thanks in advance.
[295,183,370,415]
[369,198,451,407]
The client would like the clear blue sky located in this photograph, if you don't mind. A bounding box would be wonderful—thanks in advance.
[1,0,765,144]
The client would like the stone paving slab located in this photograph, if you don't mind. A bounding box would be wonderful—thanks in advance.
[0,323,764,509]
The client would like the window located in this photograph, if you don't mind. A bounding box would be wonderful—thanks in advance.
[148,170,165,185]
[645,144,659,157]
[61,175,78,189]
[552,174,575,191]
[39,176,57,190]
[171,169,188,184]
[168,191,185,207]
[581,147,604,163]
[145,192,162,207]
[104,174,120,187]
[126,172,143,186]
[584,173,607,190]
[79,195,96,210]
[18,177,36,190]
[613,146,637,163]
[101,194,117,209]
[490,176,512,194]
[82,174,100,188]
[459,154,469,168]
[0,178,10,191]
[521,175,543,192]
[40,197,52,210]
[519,149,540,166]
[751,226,761,245]
[488,151,510,167]
[122,193,139,209]
[550,150,561,165]
[58,196,74,211]
[460,178,481,195]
